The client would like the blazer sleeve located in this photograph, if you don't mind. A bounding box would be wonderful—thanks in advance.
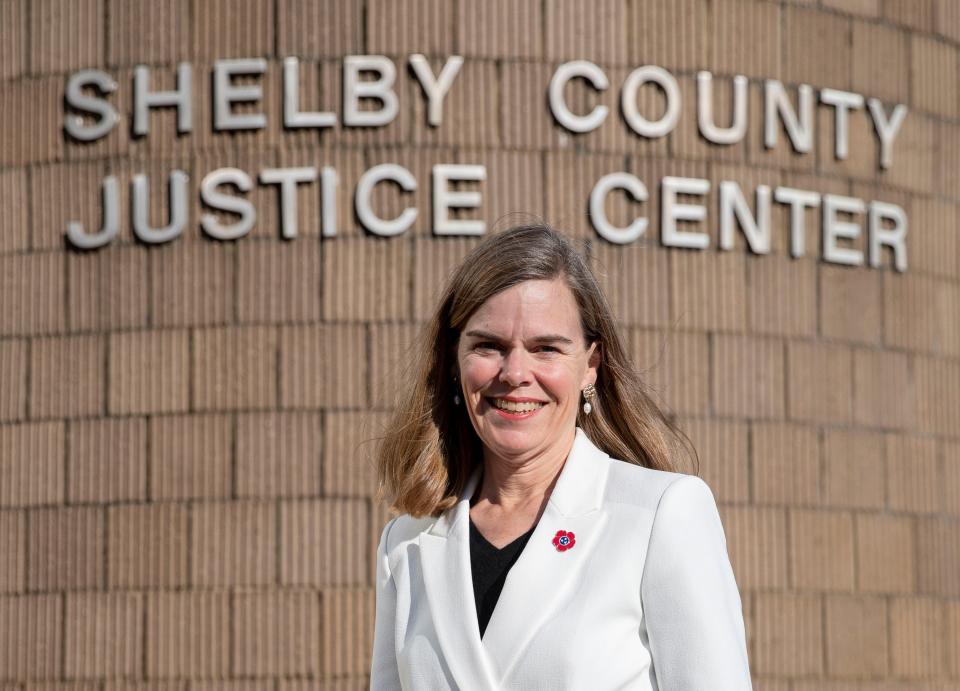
[370,517,403,690]
[640,475,753,691]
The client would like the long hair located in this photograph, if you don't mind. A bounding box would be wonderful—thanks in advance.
[375,224,698,518]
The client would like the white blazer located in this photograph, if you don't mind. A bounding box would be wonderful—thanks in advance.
[370,428,753,690]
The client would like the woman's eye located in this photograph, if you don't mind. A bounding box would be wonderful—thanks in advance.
[475,342,500,351]
[535,345,558,353]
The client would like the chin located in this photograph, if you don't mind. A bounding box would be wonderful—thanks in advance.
[477,421,551,458]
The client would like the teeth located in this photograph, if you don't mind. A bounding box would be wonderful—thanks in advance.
[492,398,545,413]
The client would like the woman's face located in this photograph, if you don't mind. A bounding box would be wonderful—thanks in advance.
[456,277,599,465]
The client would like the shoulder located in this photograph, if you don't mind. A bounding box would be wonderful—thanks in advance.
[376,512,436,556]
[603,457,717,515]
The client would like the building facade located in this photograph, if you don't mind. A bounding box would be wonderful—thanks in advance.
[1,0,959,687]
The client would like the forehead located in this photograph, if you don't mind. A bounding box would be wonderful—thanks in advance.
[464,278,583,336]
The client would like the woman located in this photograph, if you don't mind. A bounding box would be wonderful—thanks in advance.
[370,224,752,690]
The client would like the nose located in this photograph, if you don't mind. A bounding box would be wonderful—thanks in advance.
[499,347,532,387]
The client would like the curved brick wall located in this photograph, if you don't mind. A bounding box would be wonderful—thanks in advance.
[0,0,958,687]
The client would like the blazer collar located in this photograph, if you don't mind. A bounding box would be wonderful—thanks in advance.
[418,428,612,690]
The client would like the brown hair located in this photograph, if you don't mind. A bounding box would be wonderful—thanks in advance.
[375,224,698,518]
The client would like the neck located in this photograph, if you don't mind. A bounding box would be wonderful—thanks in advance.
[472,427,577,513]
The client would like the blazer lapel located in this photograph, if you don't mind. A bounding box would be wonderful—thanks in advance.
[480,429,611,682]
[418,428,611,689]
[419,462,499,691]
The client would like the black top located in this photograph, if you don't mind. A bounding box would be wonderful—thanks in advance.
[468,516,537,638]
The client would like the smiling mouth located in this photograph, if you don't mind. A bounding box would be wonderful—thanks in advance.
[488,398,546,413]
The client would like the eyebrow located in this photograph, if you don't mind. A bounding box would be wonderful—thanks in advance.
[463,330,575,345]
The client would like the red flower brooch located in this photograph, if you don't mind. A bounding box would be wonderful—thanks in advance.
[552,529,576,552]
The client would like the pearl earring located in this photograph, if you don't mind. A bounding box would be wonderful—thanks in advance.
[582,384,596,415]
[453,378,461,405]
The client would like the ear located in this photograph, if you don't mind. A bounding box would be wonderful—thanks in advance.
[582,341,601,388]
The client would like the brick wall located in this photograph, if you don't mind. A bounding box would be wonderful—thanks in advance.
[1,0,958,686]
